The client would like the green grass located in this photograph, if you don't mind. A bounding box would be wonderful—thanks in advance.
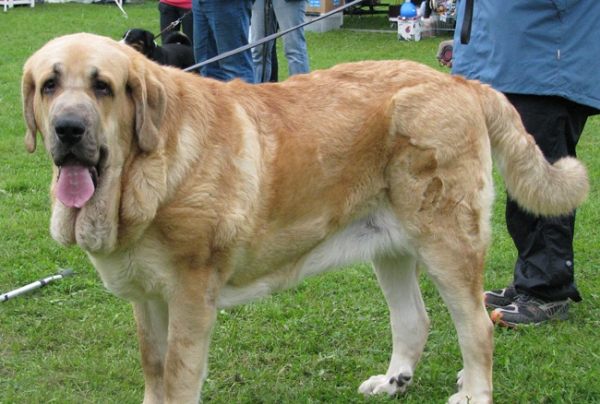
[1,3,599,403]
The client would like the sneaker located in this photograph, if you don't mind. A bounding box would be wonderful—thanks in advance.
[490,294,569,329]
[483,284,517,309]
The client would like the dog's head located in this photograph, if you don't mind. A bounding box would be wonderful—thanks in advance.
[120,28,157,58]
[22,33,167,251]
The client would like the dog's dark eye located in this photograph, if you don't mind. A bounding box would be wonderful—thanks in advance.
[94,80,111,96]
[42,79,56,94]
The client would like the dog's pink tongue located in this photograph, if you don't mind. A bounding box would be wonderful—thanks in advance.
[56,164,95,208]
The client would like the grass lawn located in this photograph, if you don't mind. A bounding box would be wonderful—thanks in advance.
[1,3,599,403]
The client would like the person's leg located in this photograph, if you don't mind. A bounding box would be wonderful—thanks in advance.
[273,0,309,76]
[180,7,194,45]
[206,0,255,83]
[250,0,276,83]
[193,0,224,80]
[192,0,207,64]
[250,0,270,83]
[490,95,591,328]
[159,2,181,42]
[506,202,578,301]
[203,28,228,81]
[505,94,588,303]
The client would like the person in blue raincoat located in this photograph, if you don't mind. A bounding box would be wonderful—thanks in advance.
[451,0,600,328]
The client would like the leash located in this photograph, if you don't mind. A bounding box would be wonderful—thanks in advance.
[260,0,278,83]
[459,0,474,44]
[183,0,364,73]
[154,9,193,40]
[113,0,128,19]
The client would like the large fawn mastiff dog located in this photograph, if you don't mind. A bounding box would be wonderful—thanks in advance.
[22,33,588,403]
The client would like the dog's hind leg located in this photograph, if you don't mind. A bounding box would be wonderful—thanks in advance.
[133,299,169,404]
[421,247,494,404]
[358,254,429,397]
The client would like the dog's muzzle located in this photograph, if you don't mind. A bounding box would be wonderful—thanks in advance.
[51,113,102,209]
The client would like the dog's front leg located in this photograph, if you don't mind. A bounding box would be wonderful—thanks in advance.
[163,276,218,404]
[134,299,169,404]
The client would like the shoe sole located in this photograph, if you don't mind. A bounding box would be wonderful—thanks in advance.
[484,301,506,310]
[490,310,569,330]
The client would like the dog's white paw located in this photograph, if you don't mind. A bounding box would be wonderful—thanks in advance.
[358,372,413,397]
[447,392,491,404]
[446,369,492,404]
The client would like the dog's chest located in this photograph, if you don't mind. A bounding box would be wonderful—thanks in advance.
[89,238,176,301]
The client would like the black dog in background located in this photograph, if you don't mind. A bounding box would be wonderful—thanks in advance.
[121,28,195,70]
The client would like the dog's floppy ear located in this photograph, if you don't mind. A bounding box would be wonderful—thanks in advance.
[128,58,166,153]
[144,31,155,49]
[22,68,38,153]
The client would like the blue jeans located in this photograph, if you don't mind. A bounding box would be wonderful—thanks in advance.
[250,0,310,83]
[192,0,255,83]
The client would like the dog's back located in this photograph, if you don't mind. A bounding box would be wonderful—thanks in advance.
[159,31,195,69]
[163,31,192,47]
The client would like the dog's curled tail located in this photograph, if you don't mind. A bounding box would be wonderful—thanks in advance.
[163,31,192,46]
[483,88,589,216]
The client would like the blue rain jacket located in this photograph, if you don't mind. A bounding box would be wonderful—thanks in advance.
[451,0,600,111]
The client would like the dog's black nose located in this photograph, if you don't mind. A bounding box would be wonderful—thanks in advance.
[55,115,86,145]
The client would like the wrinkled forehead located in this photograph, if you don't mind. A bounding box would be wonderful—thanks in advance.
[27,34,131,88]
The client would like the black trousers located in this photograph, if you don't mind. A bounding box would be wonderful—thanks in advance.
[505,94,596,302]
[158,2,194,46]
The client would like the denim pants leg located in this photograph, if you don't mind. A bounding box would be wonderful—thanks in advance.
[251,0,309,82]
[273,0,310,76]
[192,0,213,76]
[504,94,591,302]
[193,0,255,83]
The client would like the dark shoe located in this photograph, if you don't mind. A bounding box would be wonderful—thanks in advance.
[490,294,569,329]
[483,284,517,309]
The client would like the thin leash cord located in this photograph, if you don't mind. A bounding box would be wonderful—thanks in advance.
[260,0,276,83]
[459,0,474,44]
[154,9,193,41]
[183,0,364,73]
